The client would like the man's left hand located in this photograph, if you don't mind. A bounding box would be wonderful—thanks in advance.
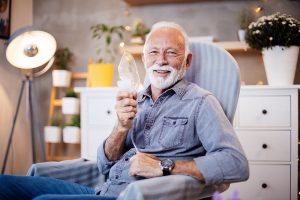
[129,152,163,178]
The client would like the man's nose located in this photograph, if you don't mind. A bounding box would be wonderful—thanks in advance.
[156,52,168,66]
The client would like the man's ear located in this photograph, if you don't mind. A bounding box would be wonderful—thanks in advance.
[185,53,193,69]
[142,54,145,64]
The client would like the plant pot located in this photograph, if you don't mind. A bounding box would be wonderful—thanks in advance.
[130,36,144,45]
[52,70,71,87]
[87,63,114,87]
[237,29,246,42]
[62,97,80,115]
[262,46,299,85]
[44,126,61,143]
[63,126,80,144]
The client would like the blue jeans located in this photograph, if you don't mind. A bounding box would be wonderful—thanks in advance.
[0,175,116,200]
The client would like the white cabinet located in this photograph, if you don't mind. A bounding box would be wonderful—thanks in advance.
[75,87,118,161]
[222,86,298,200]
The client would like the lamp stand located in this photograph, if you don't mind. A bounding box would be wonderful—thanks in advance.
[1,75,45,174]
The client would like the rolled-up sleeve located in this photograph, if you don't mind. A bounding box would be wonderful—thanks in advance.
[97,140,117,176]
[194,95,249,185]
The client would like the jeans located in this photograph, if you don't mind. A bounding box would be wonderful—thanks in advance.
[0,175,116,200]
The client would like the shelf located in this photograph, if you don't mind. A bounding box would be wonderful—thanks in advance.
[123,0,203,6]
[121,41,255,55]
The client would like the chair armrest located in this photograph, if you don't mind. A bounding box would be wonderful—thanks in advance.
[27,158,105,188]
[118,175,229,200]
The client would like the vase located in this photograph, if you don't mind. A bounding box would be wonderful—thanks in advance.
[52,70,71,87]
[87,63,114,87]
[262,46,299,85]
[237,29,246,42]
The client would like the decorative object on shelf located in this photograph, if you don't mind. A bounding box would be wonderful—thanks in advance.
[0,0,11,39]
[88,23,125,87]
[52,48,72,87]
[2,26,57,174]
[44,115,62,143]
[63,115,80,144]
[130,19,150,45]
[237,8,254,42]
[62,88,79,115]
[245,12,300,85]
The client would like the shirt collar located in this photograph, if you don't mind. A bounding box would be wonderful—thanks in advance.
[137,79,189,102]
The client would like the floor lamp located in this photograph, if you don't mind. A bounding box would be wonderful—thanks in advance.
[1,26,57,174]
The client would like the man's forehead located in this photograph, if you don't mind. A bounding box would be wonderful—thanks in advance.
[146,28,185,48]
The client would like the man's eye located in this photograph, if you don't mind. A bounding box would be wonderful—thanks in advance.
[149,51,158,55]
[167,51,177,56]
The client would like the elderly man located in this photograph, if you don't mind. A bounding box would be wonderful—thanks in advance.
[0,21,249,200]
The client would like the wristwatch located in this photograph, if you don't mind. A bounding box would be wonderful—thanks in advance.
[159,159,175,176]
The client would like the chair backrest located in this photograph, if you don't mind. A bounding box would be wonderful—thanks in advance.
[186,41,240,123]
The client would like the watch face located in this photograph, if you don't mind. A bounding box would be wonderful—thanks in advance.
[161,159,174,170]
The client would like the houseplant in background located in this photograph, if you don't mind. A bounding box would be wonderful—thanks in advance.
[44,114,62,143]
[130,19,150,45]
[245,12,300,85]
[63,115,80,144]
[52,48,72,87]
[88,23,125,87]
[237,8,254,42]
[62,88,79,115]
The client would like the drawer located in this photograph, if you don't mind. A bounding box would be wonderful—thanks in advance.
[81,125,114,161]
[86,96,117,126]
[236,95,291,128]
[236,130,290,161]
[221,164,290,200]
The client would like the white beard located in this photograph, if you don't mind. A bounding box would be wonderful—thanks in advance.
[146,63,186,90]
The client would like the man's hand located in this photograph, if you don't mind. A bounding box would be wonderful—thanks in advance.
[129,153,163,178]
[115,90,138,132]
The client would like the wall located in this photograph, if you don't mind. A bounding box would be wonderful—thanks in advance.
[0,0,33,175]
[1,0,300,174]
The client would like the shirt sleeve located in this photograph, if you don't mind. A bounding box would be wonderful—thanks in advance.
[97,140,117,176]
[194,94,249,185]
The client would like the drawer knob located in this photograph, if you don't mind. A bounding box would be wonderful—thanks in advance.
[261,183,268,189]
[262,143,268,149]
[107,110,111,115]
[262,109,268,114]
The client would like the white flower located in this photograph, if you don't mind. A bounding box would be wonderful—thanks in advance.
[282,21,287,25]
[268,22,273,25]
[269,37,273,41]
[256,30,260,34]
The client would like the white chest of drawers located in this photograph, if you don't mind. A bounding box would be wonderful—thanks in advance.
[222,86,299,200]
[75,87,118,161]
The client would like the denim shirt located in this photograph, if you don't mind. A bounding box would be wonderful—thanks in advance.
[96,79,249,197]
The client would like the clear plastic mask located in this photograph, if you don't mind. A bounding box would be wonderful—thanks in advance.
[117,51,141,91]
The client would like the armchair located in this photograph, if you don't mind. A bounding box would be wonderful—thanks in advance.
[27,41,240,200]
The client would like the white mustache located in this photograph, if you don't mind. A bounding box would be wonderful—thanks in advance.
[148,64,175,73]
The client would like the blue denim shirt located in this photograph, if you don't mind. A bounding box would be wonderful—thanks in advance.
[96,79,249,197]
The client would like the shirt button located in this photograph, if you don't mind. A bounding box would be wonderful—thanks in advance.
[125,157,129,161]
[173,121,176,125]
[115,175,119,179]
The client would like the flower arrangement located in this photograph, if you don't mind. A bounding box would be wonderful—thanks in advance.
[245,12,300,51]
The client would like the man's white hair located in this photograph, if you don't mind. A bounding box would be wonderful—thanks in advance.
[143,21,190,57]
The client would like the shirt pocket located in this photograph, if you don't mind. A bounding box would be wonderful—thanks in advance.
[158,117,188,149]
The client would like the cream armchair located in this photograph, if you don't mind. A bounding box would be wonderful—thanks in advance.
[27,41,240,199]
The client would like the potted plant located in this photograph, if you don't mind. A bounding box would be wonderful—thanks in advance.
[44,114,62,143]
[62,88,80,115]
[63,115,80,144]
[130,19,150,45]
[245,12,300,85]
[52,48,72,87]
[237,8,254,42]
[88,23,125,87]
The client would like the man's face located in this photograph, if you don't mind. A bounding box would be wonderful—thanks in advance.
[143,28,187,89]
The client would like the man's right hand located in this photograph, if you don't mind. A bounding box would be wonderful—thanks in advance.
[115,90,138,132]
